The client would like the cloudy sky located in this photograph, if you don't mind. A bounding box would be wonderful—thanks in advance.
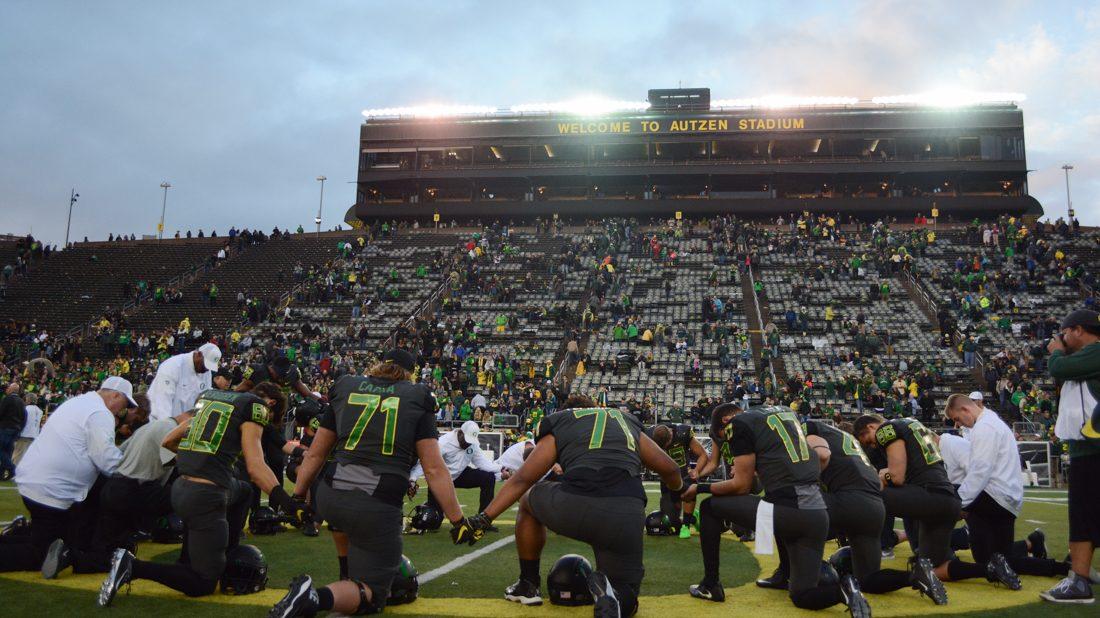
[2,0,1097,245]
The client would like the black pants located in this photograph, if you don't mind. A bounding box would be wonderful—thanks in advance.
[317,481,402,609]
[130,477,252,597]
[95,475,175,558]
[881,484,959,566]
[527,481,645,616]
[658,470,692,525]
[823,491,914,594]
[426,468,496,513]
[702,494,844,610]
[249,451,285,515]
[965,491,1067,577]
[0,490,105,573]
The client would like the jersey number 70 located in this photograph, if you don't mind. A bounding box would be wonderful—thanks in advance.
[344,393,400,455]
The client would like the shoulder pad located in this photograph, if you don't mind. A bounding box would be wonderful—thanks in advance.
[875,423,898,447]
[250,403,271,426]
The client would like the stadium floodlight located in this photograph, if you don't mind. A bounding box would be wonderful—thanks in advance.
[361,104,497,119]
[870,91,1026,106]
[509,97,650,116]
[711,96,859,109]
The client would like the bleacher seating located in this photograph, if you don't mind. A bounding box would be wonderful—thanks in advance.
[0,239,222,332]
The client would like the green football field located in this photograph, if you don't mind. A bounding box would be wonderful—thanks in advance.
[0,479,1096,617]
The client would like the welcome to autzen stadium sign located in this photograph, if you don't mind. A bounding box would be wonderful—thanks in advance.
[554,116,805,135]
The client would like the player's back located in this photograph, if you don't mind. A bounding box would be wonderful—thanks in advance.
[176,389,270,489]
[875,418,951,491]
[539,407,644,499]
[805,420,879,494]
[325,374,439,479]
[727,406,822,507]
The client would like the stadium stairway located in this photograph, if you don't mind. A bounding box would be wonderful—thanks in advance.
[0,239,224,333]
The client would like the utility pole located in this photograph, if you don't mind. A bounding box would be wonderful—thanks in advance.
[315,175,327,235]
[159,182,172,240]
[1061,164,1074,220]
[64,188,79,247]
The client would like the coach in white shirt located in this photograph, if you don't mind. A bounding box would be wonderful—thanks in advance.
[411,420,509,515]
[943,394,1025,569]
[941,397,1080,580]
[1,377,137,575]
[147,343,223,421]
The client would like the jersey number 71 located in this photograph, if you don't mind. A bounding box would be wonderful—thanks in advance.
[345,393,400,455]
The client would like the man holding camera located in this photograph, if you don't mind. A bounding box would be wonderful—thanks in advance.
[1042,309,1100,604]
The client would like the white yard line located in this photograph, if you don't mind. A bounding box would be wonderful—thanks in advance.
[1024,497,1067,505]
[419,535,516,585]
[1025,519,1047,524]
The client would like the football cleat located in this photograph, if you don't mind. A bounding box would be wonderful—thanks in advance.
[688,580,725,602]
[268,574,319,618]
[755,567,789,590]
[678,525,692,539]
[986,553,1021,590]
[587,570,621,618]
[42,538,73,579]
[98,548,134,607]
[909,557,947,605]
[504,578,543,606]
[1,515,28,536]
[839,573,873,618]
[301,522,319,538]
[1040,574,1094,604]
[1027,529,1047,559]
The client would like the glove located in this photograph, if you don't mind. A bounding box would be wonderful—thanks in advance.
[269,486,314,526]
[450,516,486,546]
[469,512,493,532]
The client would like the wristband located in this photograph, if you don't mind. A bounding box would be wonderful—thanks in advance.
[696,483,712,495]
[292,446,306,458]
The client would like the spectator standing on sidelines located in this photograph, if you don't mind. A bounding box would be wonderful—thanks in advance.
[13,392,43,466]
[0,382,26,480]
[146,343,224,421]
[1041,309,1100,604]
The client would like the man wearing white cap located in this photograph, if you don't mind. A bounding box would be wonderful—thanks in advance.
[0,377,137,575]
[147,343,224,421]
[411,420,510,518]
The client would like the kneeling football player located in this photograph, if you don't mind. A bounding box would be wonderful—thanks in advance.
[98,382,312,606]
[465,393,684,617]
[268,350,479,617]
[684,404,872,616]
[646,423,708,538]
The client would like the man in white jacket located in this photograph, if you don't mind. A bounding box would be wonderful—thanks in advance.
[2,377,137,576]
[412,421,509,517]
[147,343,223,421]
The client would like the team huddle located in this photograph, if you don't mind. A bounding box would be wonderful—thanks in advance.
[1,344,1091,617]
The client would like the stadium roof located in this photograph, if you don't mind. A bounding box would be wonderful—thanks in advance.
[362,90,1026,120]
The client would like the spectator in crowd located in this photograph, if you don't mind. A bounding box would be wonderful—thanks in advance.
[13,391,43,465]
[0,382,26,480]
